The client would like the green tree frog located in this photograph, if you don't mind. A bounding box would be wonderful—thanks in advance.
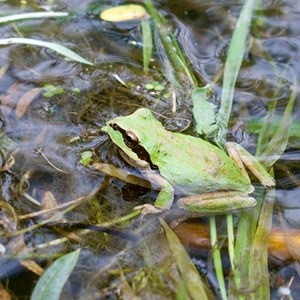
[102,108,275,215]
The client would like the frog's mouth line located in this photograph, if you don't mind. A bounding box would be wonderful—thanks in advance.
[117,145,158,170]
[117,146,148,168]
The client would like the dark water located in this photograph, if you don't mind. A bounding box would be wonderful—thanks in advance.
[0,0,299,299]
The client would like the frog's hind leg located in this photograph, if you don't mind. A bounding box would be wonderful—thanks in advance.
[226,142,275,187]
[177,191,256,214]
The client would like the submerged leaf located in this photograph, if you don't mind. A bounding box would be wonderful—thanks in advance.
[30,249,80,300]
[100,4,148,22]
[15,88,42,118]
[80,151,93,166]
[160,219,211,300]
[216,0,257,141]
[0,38,93,65]
[142,19,153,72]
[192,85,217,135]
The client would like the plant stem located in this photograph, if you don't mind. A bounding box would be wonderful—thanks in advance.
[210,216,228,300]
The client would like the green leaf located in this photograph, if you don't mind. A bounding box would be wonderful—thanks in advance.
[258,74,297,169]
[0,38,94,66]
[30,249,80,300]
[0,11,68,24]
[43,92,54,98]
[80,151,93,166]
[192,85,217,135]
[145,83,154,90]
[72,87,80,94]
[160,219,210,300]
[55,88,64,94]
[43,84,64,98]
[154,85,165,91]
[142,19,153,72]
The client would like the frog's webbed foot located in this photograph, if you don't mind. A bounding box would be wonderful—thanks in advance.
[226,142,275,187]
[134,204,164,216]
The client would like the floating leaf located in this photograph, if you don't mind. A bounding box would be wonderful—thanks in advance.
[0,38,94,66]
[80,151,93,166]
[43,84,64,98]
[145,84,154,90]
[31,249,80,300]
[15,88,42,118]
[100,4,148,22]
[163,93,171,98]
[192,85,217,135]
[72,87,80,94]
[0,11,68,24]
[154,85,165,91]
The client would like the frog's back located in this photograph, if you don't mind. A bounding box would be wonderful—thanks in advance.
[148,131,253,194]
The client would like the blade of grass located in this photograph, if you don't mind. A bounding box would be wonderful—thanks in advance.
[210,217,227,300]
[160,219,211,300]
[144,0,198,87]
[260,73,297,169]
[0,11,68,24]
[248,187,275,300]
[0,38,94,65]
[216,0,257,142]
[233,70,296,298]
[141,19,153,73]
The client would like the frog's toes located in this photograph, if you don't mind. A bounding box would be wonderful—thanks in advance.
[134,204,163,216]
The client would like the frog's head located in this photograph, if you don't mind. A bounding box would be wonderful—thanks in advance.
[102,108,160,168]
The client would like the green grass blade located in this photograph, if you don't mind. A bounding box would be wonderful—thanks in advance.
[210,217,228,300]
[160,219,211,300]
[31,249,80,300]
[260,74,297,169]
[141,19,153,72]
[0,38,94,65]
[233,68,296,299]
[144,0,197,87]
[248,188,275,299]
[216,0,257,141]
[0,11,68,24]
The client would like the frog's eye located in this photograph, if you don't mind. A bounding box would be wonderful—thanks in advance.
[125,131,139,148]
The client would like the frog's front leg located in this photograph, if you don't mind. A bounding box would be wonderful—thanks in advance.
[134,170,174,215]
[177,191,256,214]
[226,142,275,187]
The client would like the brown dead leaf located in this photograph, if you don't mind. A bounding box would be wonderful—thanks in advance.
[0,81,21,117]
[119,269,139,300]
[15,87,42,118]
[0,154,15,172]
[42,191,60,211]
[20,259,44,276]
[0,287,11,300]
[41,191,82,242]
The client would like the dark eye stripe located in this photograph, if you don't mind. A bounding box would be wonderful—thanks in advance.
[109,122,158,170]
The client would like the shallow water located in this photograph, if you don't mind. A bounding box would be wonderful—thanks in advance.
[0,0,299,299]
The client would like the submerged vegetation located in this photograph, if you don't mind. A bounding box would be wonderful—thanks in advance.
[0,0,299,299]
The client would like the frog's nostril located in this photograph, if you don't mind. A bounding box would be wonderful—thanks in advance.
[111,123,118,130]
